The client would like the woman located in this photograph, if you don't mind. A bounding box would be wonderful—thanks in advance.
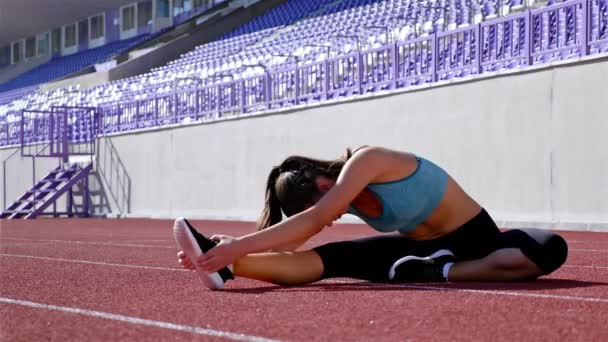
[174,146,568,290]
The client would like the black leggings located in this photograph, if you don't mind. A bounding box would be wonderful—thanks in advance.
[313,209,568,282]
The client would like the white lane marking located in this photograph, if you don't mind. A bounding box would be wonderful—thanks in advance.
[3,253,608,274]
[0,254,186,272]
[324,280,608,303]
[0,297,280,342]
[2,238,606,253]
[1,237,174,249]
[1,255,608,304]
[563,265,608,269]
[106,239,171,243]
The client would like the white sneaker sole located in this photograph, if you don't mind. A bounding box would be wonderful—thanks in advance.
[173,217,224,290]
[388,249,454,281]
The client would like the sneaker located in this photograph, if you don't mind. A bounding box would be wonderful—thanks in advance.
[173,217,234,290]
[388,249,455,282]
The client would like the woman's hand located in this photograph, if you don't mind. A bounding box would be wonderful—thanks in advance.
[197,236,245,273]
[177,251,196,271]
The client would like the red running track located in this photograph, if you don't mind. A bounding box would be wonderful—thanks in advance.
[1,218,607,341]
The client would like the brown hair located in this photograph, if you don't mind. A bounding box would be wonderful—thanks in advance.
[255,148,359,230]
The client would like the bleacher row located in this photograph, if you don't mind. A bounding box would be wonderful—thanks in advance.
[0,34,151,94]
[1,0,607,146]
[0,0,233,96]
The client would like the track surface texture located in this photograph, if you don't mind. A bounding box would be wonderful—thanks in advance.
[1,218,607,341]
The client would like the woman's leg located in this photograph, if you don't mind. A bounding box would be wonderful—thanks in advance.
[233,251,324,285]
[180,250,324,285]
[449,228,568,281]
[235,235,434,285]
[179,235,436,285]
[447,248,543,281]
[393,228,569,282]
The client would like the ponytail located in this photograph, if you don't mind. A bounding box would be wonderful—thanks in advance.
[256,166,283,231]
[255,146,365,230]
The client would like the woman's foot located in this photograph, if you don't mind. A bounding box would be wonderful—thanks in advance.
[388,249,455,282]
[173,217,234,290]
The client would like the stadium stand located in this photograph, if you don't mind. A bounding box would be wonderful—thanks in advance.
[1,0,607,146]
[0,34,151,93]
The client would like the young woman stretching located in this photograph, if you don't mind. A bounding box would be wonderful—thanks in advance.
[173,146,568,289]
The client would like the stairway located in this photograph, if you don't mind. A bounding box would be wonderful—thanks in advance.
[1,162,93,219]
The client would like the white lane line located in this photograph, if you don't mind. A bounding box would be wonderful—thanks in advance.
[0,297,280,342]
[2,238,606,253]
[3,253,608,274]
[1,238,174,249]
[568,240,608,244]
[324,280,608,303]
[0,254,186,272]
[106,239,171,243]
[2,254,607,304]
[563,265,608,269]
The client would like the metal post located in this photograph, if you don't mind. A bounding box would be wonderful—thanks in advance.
[154,96,159,126]
[174,92,179,124]
[391,42,398,89]
[432,34,438,82]
[240,79,246,114]
[32,157,36,212]
[356,52,363,95]
[117,104,122,132]
[265,73,272,109]
[294,65,300,105]
[195,84,200,118]
[67,187,73,217]
[217,85,222,118]
[62,109,68,164]
[2,160,6,211]
[581,0,589,56]
[526,11,533,66]
[475,24,482,74]
[83,173,90,217]
[323,60,330,100]
[20,111,24,157]
[135,100,140,128]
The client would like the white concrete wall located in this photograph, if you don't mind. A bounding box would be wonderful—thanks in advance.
[2,57,607,230]
[0,147,61,212]
[86,57,607,230]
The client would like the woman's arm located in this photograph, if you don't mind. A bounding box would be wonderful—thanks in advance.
[198,147,386,271]
[236,147,384,252]
[272,237,310,252]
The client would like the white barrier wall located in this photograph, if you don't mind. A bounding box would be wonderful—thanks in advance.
[2,57,607,230]
[0,148,60,212]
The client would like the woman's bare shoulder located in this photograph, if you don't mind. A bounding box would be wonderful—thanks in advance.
[351,146,411,159]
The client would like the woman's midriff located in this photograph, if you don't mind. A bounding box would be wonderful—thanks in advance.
[349,152,482,240]
[403,175,482,241]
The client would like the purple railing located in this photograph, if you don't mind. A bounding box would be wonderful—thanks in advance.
[437,24,480,79]
[531,0,589,64]
[2,0,607,144]
[20,109,66,159]
[589,0,608,53]
[396,35,435,87]
[19,106,99,161]
[299,60,328,102]
[480,12,530,71]
[0,119,23,146]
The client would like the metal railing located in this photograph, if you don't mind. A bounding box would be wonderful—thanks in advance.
[0,0,606,143]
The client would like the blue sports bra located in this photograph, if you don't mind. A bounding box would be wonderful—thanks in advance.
[347,156,449,234]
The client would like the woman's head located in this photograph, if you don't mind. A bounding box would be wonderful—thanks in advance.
[256,149,354,230]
